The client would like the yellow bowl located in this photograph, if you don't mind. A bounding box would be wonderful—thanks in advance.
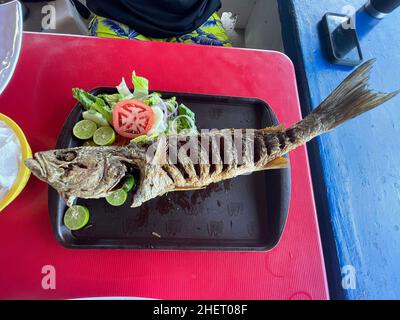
[0,113,32,212]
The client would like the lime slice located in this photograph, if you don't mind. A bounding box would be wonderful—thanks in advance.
[82,110,110,127]
[82,140,97,147]
[93,126,116,146]
[122,175,135,192]
[106,189,128,206]
[73,120,97,140]
[63,205,90,231]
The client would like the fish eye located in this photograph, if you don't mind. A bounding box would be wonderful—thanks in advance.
[55,150,77,162]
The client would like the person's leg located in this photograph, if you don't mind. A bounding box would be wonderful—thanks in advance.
[176,12,232,47]
[89,12,232,46]
[88,15,150,40]
[89,15,180,43]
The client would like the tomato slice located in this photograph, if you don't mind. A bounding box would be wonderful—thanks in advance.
[112,100,154,138]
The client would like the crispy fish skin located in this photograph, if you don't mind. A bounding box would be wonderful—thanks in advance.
[25,145,148,206]
[25,60,399,207]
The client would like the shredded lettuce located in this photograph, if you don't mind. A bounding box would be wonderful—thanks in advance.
[98,93,124,108]
[132,132,160,144]
[178,103,195,121]
[164,97,178,114]
[116,72,149,101]
[91,97,113,124]
[73,71,198,138]
[144,92,162,106]
[72,88,112,123]
[132,71,149,100]
[117,78,134,99]
[174,103,197,132]
[72,88,97,110]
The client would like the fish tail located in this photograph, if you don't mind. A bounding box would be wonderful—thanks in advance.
[285,59,399,146]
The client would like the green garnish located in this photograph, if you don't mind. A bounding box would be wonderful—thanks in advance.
[82,110,110,127]
[131,132,160,144]
[97,93,124,108]
[93,126,116,146]
[122,175,135,192]
[106,189,128,206]
[64,205,90,231]
[73,120,97,140]
[72,88,97,110]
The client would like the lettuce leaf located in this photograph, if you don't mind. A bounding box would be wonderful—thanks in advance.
[72,88,113,124]
[131,132,160,144]
[164,97,177,113]
[143,92,162,106]
[72,88,97,110]
[177,104,196,131]
[117,78,133,99]
[132,71,149,100]
[178,103,195,121]
[97,93,124,108]
[91,97,113,124]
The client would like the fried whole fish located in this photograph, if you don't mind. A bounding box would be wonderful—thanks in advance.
[25,60,399,207]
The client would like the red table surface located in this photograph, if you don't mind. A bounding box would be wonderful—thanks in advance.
[0,33,328,300]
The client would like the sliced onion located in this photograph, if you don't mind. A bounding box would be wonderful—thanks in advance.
[155,98,168,123]
[165,100,178,118]
[148,106,167,134]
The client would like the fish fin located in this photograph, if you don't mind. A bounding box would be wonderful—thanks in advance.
[260,125,285,133]
[174,186,207,191]
[288,59,399,143]
[259,157,289,170]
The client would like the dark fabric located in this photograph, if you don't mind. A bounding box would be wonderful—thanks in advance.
[72,0,91,19]
[86,0,221,38]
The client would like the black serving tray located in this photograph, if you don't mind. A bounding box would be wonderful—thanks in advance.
[49,88,291,250]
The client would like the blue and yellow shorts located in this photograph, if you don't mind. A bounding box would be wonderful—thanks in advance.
[89,12,232,47]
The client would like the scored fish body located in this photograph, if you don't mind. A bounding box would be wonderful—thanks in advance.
[25,60,399,207]
[130,127,291,207]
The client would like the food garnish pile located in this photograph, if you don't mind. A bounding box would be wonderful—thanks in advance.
[64,71,197,231]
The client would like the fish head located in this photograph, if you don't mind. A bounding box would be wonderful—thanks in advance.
[25,146,133,199]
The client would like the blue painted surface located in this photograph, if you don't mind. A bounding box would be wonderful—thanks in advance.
[355,7,381,39]
[278,0,400,299]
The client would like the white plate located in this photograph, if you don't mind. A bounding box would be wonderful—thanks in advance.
[0,0,23,95]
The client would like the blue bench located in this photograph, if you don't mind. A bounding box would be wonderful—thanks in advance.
[278,0,400,299]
